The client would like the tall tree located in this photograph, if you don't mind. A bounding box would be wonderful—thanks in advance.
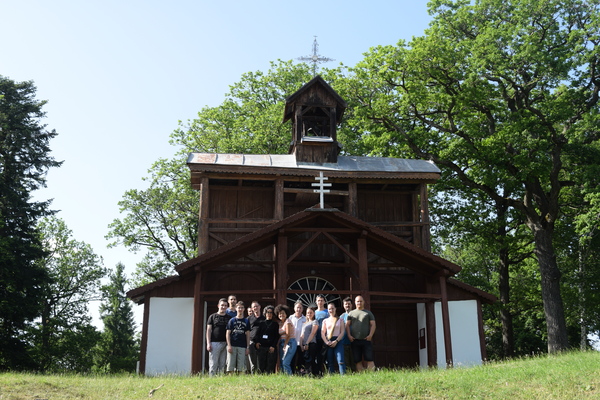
[0,76,61,369]
[94,263,138,373]
[30,217,106,371]
[342,0,600,352]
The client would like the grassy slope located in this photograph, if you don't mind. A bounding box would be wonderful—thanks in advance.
[0,351,598,400]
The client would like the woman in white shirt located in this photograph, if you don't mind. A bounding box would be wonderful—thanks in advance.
[320,303,346,374]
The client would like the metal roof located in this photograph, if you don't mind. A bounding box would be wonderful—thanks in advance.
[187,153,440,174]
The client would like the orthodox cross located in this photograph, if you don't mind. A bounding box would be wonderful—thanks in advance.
[312,171,331,208]
[297,36,334,76]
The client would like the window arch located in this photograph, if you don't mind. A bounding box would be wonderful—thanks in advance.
[287,276,341,308]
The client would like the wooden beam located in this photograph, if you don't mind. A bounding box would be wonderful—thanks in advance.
[138,298,150,374]
[348,182,357,217]
[439,275,453,367]
[369,299,436,304]
[420,183,431,252]
[208,228,259,233]
[191,272,204,374]
[284,187,349,196]
[477,299,487,361]
[207,218,279,225]
[413,191,421,248]
[275,178,284,220]
[322,231,359,264]
[198,177,210,254]
[426,300,437,367]
[275,232,288,304]
[285,227,358,233]
[189,169,441,183]
[367,291,442,299]
[357,236,370,305]
[287,231,320,264]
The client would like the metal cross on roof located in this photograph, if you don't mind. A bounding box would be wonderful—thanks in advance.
[297,36,335,76]
[312,171,332,208]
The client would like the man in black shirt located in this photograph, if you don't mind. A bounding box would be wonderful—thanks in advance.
[247,301,265,374]
[206,298,232,376]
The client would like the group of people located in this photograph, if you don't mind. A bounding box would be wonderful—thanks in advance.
[205,294,376,376]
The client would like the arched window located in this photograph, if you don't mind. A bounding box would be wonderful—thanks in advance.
[287,277,340,308]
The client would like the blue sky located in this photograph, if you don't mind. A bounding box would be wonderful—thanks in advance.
[1,0,432,325]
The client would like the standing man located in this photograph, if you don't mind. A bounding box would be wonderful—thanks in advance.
[226,294,238,318]
[206,298,232,376]
[340,296,356,372]
[226,301,250,374]
[289,301,306,374]
[314,294,329,375]
[346,295,376,372]
[247,301,264,373]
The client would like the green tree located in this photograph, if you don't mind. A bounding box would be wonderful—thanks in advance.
[430,184,534,358]
[30,217,106,371]
[0,76,61,370]
[342,0,600,352]
[94,263,138,373]
[107,158,199,287]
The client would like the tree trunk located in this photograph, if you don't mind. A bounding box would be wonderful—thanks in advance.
[498,245,514,358]
[578,247,587,350]
[530,223,569,353]
[496,203,514,358]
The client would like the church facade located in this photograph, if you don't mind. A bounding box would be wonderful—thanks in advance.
[128,76,496,375]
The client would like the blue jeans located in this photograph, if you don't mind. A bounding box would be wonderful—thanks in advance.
[325,337,345,375]
[279,338,297,375]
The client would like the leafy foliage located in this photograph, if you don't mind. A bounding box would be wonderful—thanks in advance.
[29,217,106,372]
[0,76,61,370]
[340,0,600,353]
[94,263,138,373]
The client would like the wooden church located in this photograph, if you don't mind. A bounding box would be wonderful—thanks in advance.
[127,76,496,375]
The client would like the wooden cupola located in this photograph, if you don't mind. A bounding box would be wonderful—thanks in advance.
[283,75,347,163]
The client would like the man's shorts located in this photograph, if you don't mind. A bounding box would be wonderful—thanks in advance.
[351,339,374,362]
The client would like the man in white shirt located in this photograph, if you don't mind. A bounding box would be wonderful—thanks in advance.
[289,300,306,374]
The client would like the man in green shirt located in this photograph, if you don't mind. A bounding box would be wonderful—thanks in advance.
[345,295,376,371]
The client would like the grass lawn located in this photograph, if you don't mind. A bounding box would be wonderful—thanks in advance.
[0,351,598,399]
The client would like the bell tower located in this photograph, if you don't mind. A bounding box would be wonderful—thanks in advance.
[283,76,347,163]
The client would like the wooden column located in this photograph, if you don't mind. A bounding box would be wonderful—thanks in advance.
[348,182,357,217]
[439,274,453,367]
[477,299,488,361]
[274,231,288,305]
[425,280,437,367]
[138,298,151,374]
[198,176,210,255]
[420,183,431,252]
[357,235,370,306]
[191,270,204,374]
[274,178,284,220]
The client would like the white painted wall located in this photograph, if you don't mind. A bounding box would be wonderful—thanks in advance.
[435,300,482,368]
[145,297,194,375]
[416,303,428,368]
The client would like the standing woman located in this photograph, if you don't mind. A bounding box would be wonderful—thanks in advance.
[321,303,346,375]
[254,305,279,373]
[300,306,319,376]
[275,304,297,375]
